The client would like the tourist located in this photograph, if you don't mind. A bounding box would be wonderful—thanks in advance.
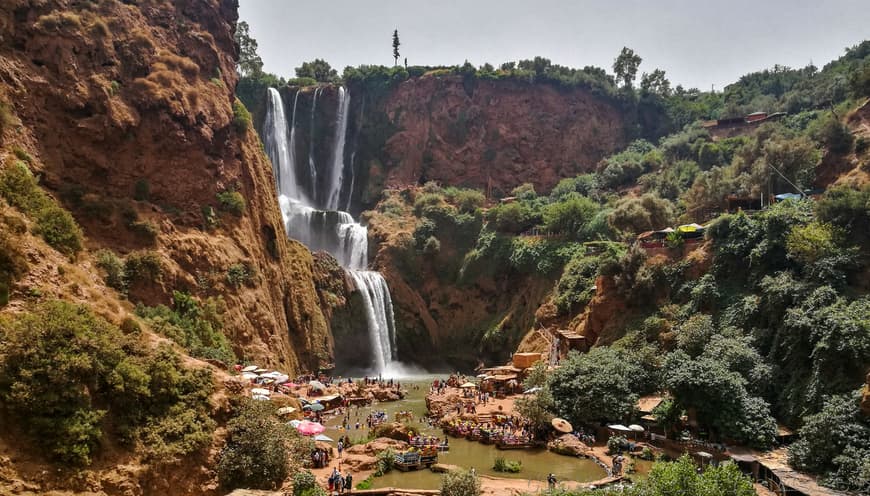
[337,440,344,458]
[547,473,557,490]
[345,471,353,493]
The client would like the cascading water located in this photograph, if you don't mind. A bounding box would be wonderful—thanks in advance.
[264,86,400,375]
[324,87,351,211]
[307,87,321,204]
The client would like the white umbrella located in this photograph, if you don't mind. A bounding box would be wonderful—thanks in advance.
[288,419,302,427]
[459,382,477,388]
[241,372,258,380]
[314,434,334,442]
[251,388,272,396]
[276,406,297,415]
[629,424,645,432]
[252,394,270,401]
[523,387,542,394]
[607,424,632,432]
[254,368,269,374]
[309,380,327,391]
[242,365,258,372]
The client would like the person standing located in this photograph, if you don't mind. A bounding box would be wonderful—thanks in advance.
[547,473,557,490]
[345,472,353,493]
[338,439,344,458]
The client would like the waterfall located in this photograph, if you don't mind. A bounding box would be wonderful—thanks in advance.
[264,88,298,199]
[325,87,351,211]
[308,87,321,204]
[348,270,397,374]
[263,86,400,375]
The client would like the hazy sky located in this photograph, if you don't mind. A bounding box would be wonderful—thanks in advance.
[239,0,870,91]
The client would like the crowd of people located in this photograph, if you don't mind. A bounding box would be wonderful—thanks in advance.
[327,468,353,493]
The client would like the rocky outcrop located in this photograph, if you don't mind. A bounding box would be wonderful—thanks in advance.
[548,434,592,457]
[0,0,331,372]
[378,76,626,196]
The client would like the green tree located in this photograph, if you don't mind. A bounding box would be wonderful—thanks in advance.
[218,401,312,490]
[234,21,263,77]
[608,193,675,236]
[613,47,642,89]
[644,455,755,496]
[392,29,401,66]
[542,194,599,240]
[789,390,870,493]
[641,69,671,96]
[295,59,338,83]
[549,348,645,425]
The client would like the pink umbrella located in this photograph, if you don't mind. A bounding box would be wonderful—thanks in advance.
[296,420,325,436]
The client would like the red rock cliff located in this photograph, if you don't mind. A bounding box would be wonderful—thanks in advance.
[379,76,626,195]
[0,0,331,372]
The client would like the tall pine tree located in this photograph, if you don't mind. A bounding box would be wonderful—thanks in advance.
[392,29,400,66]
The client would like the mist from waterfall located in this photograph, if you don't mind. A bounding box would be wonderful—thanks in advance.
[264,86,400,375]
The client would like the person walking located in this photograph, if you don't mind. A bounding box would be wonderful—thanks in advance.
[337,440,344,458]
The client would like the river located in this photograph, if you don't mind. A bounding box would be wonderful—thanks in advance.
[320,377,607,490]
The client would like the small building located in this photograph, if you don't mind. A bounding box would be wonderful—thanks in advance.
[746,111,768,123]
[728,448,849,496]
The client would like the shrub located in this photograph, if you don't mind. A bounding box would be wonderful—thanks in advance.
[413,192,445,217]
[226,262,256,288]
[217,190,246,216]
[136,292,235,364]
[422,236,441,255]
[374,448,395,476]
[34,204,83,255]
[493,456,522,473]
[0,162,83,255]
[292,470,318,495]
[0,302,215,466]
[134,179,150,201]
[218,401,304,490]
[129,220,159,242]
[817,116,854,154]
[355,476,373,490]
[12,146,32,163]
[607,435,628,455]
[448,188,486,213]
[232,100,252,133]
[95,249,126,291]
[440,469,481,496]
[0,231,28,307]
[0,102,15,135]
[124,250,162,284]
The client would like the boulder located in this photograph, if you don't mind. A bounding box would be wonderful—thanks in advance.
[373,422,413,441]
[548,434,590,456]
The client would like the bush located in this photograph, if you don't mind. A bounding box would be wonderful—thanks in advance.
[374,448,395,476]
[95,249,126,291]
[440,469,481,496]
[134,179,150,201]
[218,401,301,490]
[607,435,628,455]
[217,190,246,216]
[292,470,318,496]
[0,162,83,255]
[493,456,522,473]
[0,102,15,135]
[447,188,485,213]
[129,220,159,242]
[34,204,83,255]
[136,292,235,364]
[0,302,215,466]
[232,100,252,133]
[226,262,256,288]
[124,250,162,284]
[817,116,854,154]
[422,236,441,255]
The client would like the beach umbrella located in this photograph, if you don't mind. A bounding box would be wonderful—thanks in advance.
[303,403,325,412]
[251,388,271,396]
[254,368,269,374]
[309,380,327,391]
[459,382,477,388]
[607,424,632,432]
[241,365,258,372]
[288,419,302,427]
[296,420,325,436]
[314,434,333,442]
[523,387,542,394]
[241,372,258,381]
[252,394,270,401]
[552,418,573,433]
[629,424,645,432]
[276,406,297,415]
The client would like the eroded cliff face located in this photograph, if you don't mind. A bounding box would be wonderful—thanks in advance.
[0,0,331,372]
[377,76,626,197]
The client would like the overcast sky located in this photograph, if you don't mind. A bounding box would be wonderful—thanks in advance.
[239,0,870,91]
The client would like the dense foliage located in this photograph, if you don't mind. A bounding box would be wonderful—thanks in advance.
[440,469,481,496]
[218,400,312,490]
[0,301,215,466]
